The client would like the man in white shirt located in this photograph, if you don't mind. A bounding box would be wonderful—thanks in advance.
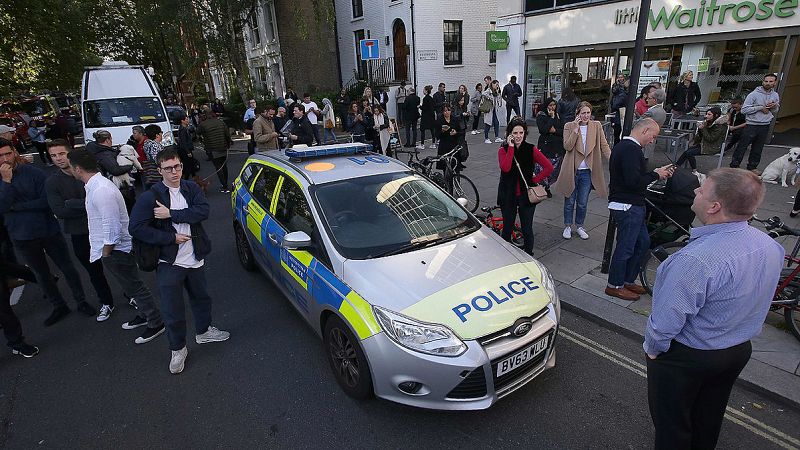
[301,93,322,145]
[242,99,257,123]
[67,150,164,344]
[129,148,229,374]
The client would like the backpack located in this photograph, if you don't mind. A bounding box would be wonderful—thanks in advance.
[131,188,167,272]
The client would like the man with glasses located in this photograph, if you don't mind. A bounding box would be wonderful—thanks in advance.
[0,138,94,326]
[68,149,165,344]
[243,99,257,123]
[129,148,229,374]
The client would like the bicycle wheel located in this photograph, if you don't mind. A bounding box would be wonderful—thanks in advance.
[777,268,800,341]
[639,241,688,295]
[511,226,525,248]
[452,174,480,213]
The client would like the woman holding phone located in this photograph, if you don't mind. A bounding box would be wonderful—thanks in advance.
[552,101,611,240]
[436,104,463,169]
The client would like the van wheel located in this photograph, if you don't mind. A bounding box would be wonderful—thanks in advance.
[234,223,256,271]
[324,315,373,399]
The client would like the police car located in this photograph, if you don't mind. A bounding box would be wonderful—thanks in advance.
[231,143,560,410]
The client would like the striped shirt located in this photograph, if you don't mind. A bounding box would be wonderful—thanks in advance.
[644,221,784,355]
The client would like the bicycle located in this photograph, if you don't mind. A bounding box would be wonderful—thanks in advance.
[475,206,524,248]
[750,215,800,341]
[396,145,480,213]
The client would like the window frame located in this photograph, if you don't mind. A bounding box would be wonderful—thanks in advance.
[443,20,463,66]
[262,1,276,42]
[249,13,261,47]
[352,0,364,19]
[250,166,282,210]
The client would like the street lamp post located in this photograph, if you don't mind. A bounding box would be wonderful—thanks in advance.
[601,0,651,274]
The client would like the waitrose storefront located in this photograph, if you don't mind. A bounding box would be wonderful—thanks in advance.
[516,0,799,126]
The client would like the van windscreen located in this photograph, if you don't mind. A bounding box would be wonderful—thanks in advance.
[84,97,165,128]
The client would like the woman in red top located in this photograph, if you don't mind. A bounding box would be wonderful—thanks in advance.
[635,85,655,117]
[497,117,553,255]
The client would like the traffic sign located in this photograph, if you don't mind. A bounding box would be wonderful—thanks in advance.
[359,39,380,60]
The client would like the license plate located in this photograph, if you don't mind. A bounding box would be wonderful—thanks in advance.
[496,335,550,377]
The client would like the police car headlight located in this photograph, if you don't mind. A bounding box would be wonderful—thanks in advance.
[162,130,175,146]
[533,260,560,321]
[373,306,467,357]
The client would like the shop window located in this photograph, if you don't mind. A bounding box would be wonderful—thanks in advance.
[352,0,363,18]
[555,0,585,6]
[443,21,462,66]
[525,0,555,12]
[525,54,564,119]
[566,50,616,118]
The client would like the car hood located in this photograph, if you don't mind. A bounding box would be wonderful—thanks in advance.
[341,227,553,340]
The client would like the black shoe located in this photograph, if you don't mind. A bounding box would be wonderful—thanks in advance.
[122,315,147,330]
[76,301,97,317]
[11,343,39,358]
[135,325,165,344]
[43,305,71,327]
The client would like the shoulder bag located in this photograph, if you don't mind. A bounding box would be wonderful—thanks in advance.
[132,189,167,272]
[514,156,548,204]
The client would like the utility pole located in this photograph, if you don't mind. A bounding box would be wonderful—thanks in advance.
[601,0,651,273]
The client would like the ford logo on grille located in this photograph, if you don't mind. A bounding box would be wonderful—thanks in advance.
[512,320,533,337]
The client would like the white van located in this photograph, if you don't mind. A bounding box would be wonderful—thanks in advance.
[81,61,174,148]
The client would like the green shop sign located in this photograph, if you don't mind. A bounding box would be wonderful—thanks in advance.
[649,0,798,30]
[486,31,510,51]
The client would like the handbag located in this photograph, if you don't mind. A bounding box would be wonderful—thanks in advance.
[479,96,493,114]
[324,118,335,129]
[515,156,548,204]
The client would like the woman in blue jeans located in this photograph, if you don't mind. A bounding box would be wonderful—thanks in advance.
[552,101,611,240]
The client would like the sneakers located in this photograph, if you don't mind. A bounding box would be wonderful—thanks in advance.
[415,144,425,150]
[43,305,71,327]
[470,130,478,135]
[96,304,114,322]
[122,315,147,330]
[494,137,504,143]
[129,297,137,309]
[76,301,97,317]
[429,143,437,149]
[196,326,230,344]
[11,343,39,358]
[484,139,492,144]
[170,347,188,374]
[562,226,572,239]
[576,227,589,240]
[135,325,165,344]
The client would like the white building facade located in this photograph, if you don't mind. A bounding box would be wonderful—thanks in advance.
[334,0,500,118]
[243,0,287,99]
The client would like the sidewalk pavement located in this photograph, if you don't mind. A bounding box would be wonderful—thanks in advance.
[396,123,800,407]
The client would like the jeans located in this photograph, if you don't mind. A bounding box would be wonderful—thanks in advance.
[484,110,500,139]
[564,169,592,226]
[156,263,213,350]
[500,196,537,255]
[421,125,437,145]
[676,145,701,170]
[0,220,16,266]
[101,250,162,328]
[506,103,521,124]
[406,119,418,146]
[647,340,751,450]
[311,124,322,145]
[472,114,481,131]
[322,127,337,144]
[70,234,115,306]
[731,124,770,170]
[724,129,742,153]
[607,205,650,287]
[211,156,229,189]
[14,234,85,307]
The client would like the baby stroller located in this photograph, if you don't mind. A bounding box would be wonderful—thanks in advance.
[645,167,699,248]
[639,168,700,294]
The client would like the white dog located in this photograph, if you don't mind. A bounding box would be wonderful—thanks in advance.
[761,147,800,187]
[111,144,142,189]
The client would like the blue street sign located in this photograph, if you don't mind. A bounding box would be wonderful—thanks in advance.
[359,39,380,60]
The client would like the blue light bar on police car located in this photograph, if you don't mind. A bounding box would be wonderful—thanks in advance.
[285,143,373,160]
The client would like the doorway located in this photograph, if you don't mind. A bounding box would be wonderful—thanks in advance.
[393,20,408,82]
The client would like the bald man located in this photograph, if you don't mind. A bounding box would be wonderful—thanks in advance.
[645,168,783,449]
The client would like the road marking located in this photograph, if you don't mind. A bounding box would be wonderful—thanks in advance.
[560,326,800,450]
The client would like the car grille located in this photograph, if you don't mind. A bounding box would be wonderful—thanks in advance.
[446,366,487,399]
[477,306,549,347]
[491,330,554,394]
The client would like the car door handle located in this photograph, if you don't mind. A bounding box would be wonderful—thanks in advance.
[242,205,250,214]
[268,233,279,245]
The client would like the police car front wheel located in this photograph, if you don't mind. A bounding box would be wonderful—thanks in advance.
[324,315,373,399]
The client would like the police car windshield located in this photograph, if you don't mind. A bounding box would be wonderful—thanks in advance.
[314,172,479,259]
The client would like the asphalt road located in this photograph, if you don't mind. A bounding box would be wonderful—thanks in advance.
[1,144,798,449]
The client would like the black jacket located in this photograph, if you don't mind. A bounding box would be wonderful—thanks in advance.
[45,170,89,235]
[608,139,659,205]
[404,94,421,121]
[345,112,368,141]
[669,82,701,113]
[420,95,436,129]
[86,141,132,176]
[290,116,315,146]
[502,83,522,106]
[128,180,211,264]
[436,115,463,156]
[497,141,538,207]
[432,91,446,115]
[536,111,563,158]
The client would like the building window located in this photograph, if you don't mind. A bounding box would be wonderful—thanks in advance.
[443,20,462,66]
[249,14,260,47]
[262,2,275,42]
[354,30,367,78]
[489,22,497,64]
[352,0,363,18]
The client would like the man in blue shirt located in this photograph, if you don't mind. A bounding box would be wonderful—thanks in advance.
[644,168,784,450]
[0,139,94,326]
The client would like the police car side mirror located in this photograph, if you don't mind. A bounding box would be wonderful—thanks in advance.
[456,198,469,208]
[282,231,312,250]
